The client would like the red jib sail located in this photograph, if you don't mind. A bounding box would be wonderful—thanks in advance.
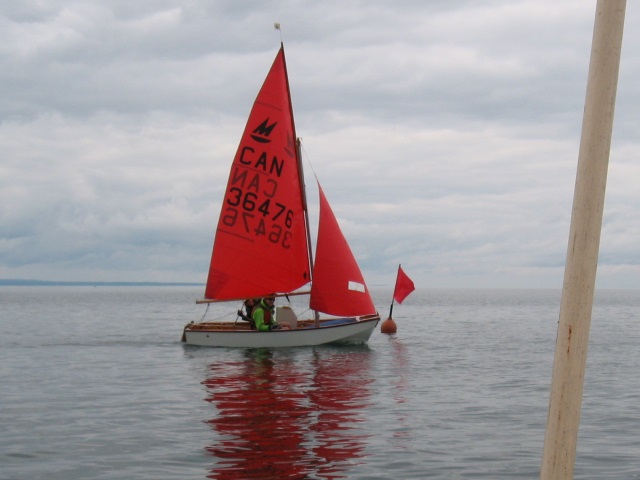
[205,47,311,300]
[310,183,376,316]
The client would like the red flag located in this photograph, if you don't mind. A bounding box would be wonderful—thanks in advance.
[393,266,415,304]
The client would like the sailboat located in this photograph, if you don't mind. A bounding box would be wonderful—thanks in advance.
[182,44,380,348]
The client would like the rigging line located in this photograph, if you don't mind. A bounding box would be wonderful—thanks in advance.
[299,140,319,179]
[198,303,210,322]
[215,310,240,322]
[199,304,241,323]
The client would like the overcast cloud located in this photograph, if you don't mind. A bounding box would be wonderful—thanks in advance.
[1,0,639,288]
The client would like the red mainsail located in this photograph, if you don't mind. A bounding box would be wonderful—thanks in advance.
[310,183,376,316]
[205,47,311,300]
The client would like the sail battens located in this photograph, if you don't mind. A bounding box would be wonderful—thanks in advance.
[215,229,255,242]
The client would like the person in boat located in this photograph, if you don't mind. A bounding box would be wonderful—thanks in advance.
[237,298,258,328]
[252,295,289,331]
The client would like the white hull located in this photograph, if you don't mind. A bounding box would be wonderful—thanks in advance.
[182,315,380,348]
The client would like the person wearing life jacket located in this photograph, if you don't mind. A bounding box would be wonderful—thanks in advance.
[237,298,258,328]
[252,296,289,331]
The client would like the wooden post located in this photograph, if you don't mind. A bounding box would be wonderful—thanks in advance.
[540,1,626,479]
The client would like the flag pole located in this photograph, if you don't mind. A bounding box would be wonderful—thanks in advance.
[388,264,399,319]
[540,2,626,479]
[381,264,402,334]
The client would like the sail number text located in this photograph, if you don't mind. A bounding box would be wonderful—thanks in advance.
[222,187,294,248]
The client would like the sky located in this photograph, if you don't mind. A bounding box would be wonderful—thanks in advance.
[1,0,639,289]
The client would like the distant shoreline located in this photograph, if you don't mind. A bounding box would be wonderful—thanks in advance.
[0,279,204,287]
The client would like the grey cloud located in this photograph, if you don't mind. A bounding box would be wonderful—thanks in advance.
[1,0,639,287]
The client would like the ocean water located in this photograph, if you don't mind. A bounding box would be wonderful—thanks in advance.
[1,286,639,479]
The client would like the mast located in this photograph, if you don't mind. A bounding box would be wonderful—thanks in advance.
[296,138,316,283]
[296,138,320,324]
[281,44,316,320]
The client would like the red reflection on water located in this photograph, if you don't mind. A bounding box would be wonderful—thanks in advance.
[306,350,370,476]
[202,348,373,479]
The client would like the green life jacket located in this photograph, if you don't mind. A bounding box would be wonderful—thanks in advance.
[253,301,274,331]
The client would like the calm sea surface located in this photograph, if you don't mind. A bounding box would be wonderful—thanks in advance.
[1,286,639,479]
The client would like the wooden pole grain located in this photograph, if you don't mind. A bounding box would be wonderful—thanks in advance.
[540,2,626,479]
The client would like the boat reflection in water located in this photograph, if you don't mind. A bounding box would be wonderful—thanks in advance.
[203,346,373,479]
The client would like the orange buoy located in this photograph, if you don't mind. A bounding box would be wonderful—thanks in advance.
[380,316,397,334]
[381,264,415,335]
